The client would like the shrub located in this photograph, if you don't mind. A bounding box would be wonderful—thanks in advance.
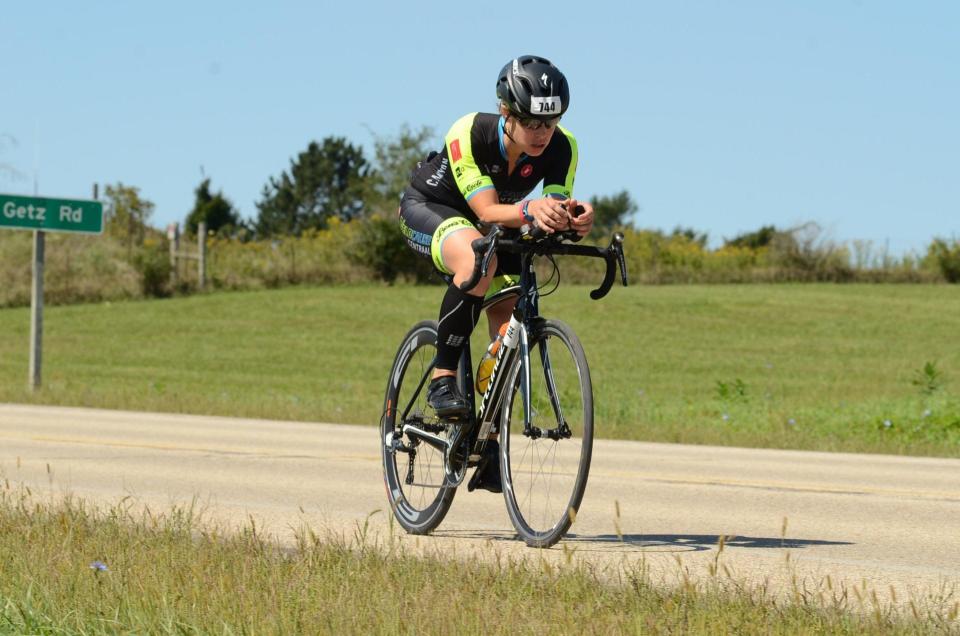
[925,238,960,283]
[132,240,172,297]
[349,212,435,284]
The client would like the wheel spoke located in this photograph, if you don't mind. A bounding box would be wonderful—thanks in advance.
[382,322,457,535]
[502,321,593,548]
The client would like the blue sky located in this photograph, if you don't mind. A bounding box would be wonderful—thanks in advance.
[1,1,957,255]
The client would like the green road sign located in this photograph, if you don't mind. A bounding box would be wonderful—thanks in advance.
[0,193,103,234]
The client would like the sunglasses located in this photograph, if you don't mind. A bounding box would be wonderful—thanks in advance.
[515,115,561,131]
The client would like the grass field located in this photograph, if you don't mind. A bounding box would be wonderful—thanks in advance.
[0,486,953,634]
[0,283,957,457]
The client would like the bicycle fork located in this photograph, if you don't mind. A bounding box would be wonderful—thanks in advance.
[475,316,571,447]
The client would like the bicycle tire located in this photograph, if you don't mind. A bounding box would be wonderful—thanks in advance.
[381,320,457,534]
[500,318,593,548]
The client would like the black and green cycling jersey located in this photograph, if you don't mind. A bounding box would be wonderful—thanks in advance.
[409,112,578,218]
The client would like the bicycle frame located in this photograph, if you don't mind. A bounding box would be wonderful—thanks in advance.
[399,228,625,477]
[464,248,569,463]
[397,251,555,472]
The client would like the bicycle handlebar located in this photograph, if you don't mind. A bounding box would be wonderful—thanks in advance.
[458,204,629,300]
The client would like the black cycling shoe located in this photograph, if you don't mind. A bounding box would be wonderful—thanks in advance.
[427,376,469,419]
[467,440,502,493]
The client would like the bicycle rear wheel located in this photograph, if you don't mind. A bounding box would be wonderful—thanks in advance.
[500,318,593,548]
[381,320,456,534]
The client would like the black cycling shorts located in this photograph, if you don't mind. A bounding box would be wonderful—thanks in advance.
[398,186,520,288]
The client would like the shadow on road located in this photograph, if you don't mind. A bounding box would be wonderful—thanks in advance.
[432,530,853,553]
[564,533,854,553]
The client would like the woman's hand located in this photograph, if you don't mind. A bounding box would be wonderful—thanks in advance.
[564,198,595,237]
[526,198,571,233]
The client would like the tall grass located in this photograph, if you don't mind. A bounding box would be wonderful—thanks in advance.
[0,486,953,634]
[0,231,141,307]
[1,221,954,309]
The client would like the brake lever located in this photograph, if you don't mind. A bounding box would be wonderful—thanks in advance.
[589,232,627,300]
[479,228,500,277]
[459,225,502,292]
[613,232,628,286]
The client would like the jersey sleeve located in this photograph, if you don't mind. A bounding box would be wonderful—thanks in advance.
[542,126,578,200]
[445,113,495,201]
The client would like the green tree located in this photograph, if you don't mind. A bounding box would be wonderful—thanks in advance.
[365,124,436,212]
[343,125,439,283]
[104,183,154,256]
[724,225,778,249]
[588,190,638,234]
[185,178,240,235]
[256,137,371,236]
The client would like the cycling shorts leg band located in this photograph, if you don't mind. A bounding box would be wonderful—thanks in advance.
[435,285,484,371]
[431,217,477,274]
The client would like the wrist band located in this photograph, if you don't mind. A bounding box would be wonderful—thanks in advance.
[521,200,534,223]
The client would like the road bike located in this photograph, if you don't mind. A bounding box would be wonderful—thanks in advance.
[381,217,627,548]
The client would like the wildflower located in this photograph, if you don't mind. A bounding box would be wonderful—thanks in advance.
[721,413,730,422]
[922,409,932,418]
[883,419,893,429]
[787,418,796,426]
[89,561,108,572]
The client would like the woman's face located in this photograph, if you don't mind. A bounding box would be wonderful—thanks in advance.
[506,115,560,156]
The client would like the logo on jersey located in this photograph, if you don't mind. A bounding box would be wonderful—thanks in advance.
[426,157,449,187]
[521,164,534,178]
[449,139,462,162]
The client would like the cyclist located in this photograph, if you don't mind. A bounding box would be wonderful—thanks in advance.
[398,55,594,489]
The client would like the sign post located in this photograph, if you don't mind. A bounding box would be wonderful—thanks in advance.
[29,230,45,389]
[1,193,103,390]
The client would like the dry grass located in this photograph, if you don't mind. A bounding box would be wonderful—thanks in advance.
[0,485,954,634]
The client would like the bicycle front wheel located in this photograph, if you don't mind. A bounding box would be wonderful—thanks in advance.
[500,318,593,548]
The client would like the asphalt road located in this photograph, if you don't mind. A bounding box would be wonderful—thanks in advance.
[2,404,958,611]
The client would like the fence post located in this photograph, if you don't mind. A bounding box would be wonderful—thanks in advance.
[198,222,207,290]
[167,222,179,286]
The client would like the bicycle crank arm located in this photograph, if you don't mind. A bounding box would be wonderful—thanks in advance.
[402,424,451,453]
